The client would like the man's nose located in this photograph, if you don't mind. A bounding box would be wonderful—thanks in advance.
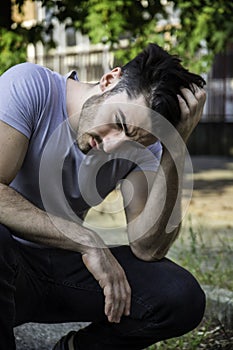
[102,131,130,153]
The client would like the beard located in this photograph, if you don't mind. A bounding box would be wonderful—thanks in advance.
[76,132,92,154]
[76,93,107,154]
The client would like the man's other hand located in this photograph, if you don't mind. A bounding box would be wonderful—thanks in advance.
[82,248,131,323]
[177,85,206,142]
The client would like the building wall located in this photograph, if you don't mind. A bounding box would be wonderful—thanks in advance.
[12,0,36,26]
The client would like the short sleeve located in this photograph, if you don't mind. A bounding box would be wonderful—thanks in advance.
[0,62,49,139]
[132,141,162,173]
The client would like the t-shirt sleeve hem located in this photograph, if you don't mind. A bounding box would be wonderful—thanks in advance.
[0,113,31,139]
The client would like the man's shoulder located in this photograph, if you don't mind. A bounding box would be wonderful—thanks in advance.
[1,62,44,77]
[0,62,60,87]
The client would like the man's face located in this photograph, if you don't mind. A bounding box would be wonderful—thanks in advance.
[76,92,157,154]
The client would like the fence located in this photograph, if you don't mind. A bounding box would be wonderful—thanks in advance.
[28,46,114,82]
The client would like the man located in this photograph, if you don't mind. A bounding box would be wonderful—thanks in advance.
[0,43,206,350]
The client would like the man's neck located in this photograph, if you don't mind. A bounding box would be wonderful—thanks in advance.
[66,78,100,132]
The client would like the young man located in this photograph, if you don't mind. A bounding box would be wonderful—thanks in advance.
[0,43,206,350]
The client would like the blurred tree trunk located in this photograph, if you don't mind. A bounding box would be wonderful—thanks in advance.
[0,0,12,29]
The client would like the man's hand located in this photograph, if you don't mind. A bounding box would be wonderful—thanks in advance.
[82,248,131,323]
[177,85,206,143]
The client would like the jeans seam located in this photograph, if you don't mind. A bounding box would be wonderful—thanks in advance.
[17,259,103,293]
[61,280,102,292]
[36,278,103,293]
[122,320,158,337]
[131,295,154,314]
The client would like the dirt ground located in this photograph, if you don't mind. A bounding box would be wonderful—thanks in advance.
[84,156,233,249]
[183,156,233,248]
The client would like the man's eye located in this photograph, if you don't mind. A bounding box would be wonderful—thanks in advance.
[115,115,123,130]
[115,114,131,136]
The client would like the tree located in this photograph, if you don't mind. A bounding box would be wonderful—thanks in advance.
[172,0,233,72]
[1,0,233,74]
[0,0,27,74]
[75,0,233,73]
[0,29,27,74]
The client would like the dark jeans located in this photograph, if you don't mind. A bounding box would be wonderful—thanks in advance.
[0,223,205,350]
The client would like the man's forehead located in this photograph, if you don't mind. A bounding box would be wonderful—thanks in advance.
[100,92,148,121]
[103,91,146,106]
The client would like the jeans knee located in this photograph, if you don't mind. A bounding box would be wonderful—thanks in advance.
[183,280,206,332]
[142,268,205,341]
[160,271,206,335]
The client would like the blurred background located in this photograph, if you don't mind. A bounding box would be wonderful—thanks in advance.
[1,0,233,157]
[1,1,233,348]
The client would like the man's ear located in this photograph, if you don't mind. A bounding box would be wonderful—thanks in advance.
[99,67,122,92]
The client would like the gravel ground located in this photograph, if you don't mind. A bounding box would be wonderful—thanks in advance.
[15,322,89,350]
[15,319,233,350]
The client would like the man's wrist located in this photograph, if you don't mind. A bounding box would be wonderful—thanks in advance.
[161,144,186,169]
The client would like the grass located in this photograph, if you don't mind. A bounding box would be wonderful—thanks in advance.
[144,215,233,350]
[168,215,233,291]
[145,317,233,349]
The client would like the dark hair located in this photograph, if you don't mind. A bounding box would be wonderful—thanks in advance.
[110,43,206,126]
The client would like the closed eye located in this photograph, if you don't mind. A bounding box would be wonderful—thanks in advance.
[120,110,139,138]
[115,115,123,131]
[115,111,136,137]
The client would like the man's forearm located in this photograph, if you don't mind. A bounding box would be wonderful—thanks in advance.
[127,83,207,261]
[128,147,184,261]
[0,183,105,252]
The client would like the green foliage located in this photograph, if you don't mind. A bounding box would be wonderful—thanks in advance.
[71,0,233,74]
[1,0,233,74]
[172,0,233,72]
[0,29,27,75]
[73,0,169,66]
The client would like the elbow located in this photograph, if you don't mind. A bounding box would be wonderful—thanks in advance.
[129,224,181,261]
[130,241,166,262]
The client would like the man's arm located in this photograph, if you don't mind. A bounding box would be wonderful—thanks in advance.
[0,120,131,323]
[0,120,100,250]
[121,87,206,261]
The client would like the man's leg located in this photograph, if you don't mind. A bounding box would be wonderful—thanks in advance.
[0,223,205,350]
[0,224,65,350]
[0,225,19,349]
[60,246,206,350]
[0,223,97,349]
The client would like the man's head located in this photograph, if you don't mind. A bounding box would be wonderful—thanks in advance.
[108,43,206,126]
[76,43,205,153]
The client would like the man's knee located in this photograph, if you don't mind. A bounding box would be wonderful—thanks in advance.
[149,267,206,337]
[171,276,205,334]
